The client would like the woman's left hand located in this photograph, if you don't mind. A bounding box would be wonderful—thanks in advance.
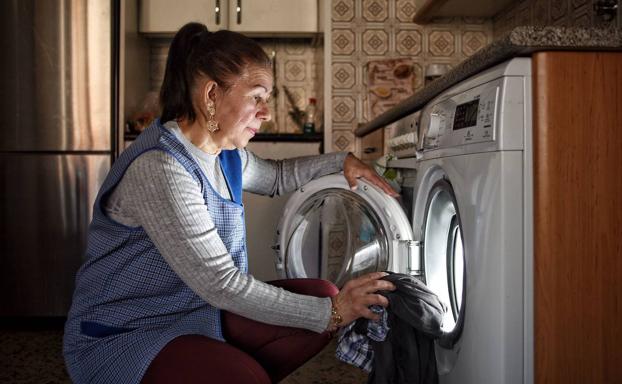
[343,153,399,197]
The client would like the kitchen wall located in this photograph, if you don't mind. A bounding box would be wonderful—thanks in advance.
[147,38,323,134]
[328,0,493,155]
[493,0,621,38]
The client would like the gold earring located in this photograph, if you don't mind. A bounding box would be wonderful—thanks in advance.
[206,102,219,132]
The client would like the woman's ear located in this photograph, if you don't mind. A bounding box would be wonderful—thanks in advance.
[204,80,218,104]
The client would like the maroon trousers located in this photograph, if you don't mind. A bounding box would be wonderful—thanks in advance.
[142,279,338,383]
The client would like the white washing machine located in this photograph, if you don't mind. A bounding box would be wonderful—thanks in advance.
[274,57,533,384]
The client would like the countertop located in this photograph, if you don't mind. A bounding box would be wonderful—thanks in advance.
[354,26,622,137]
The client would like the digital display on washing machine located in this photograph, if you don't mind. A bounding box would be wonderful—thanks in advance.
[453,99,479,130]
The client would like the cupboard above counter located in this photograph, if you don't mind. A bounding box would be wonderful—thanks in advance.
[139,0,322,36]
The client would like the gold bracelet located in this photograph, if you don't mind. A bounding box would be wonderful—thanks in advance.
[329,297,343,330]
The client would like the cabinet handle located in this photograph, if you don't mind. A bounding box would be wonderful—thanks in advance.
[236,0,242,24]
[215,0,221,25]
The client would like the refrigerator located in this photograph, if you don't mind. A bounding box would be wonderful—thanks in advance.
[0,0,118,316]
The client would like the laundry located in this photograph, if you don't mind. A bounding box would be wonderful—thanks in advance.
[336,273,446,384]
[336,305,389,372]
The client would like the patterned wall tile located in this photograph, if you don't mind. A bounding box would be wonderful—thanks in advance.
[493,0,620,39]
[332,128,356,152]
[461,31,488,57]
[362,0,388,22]
[396,0,417,22]
[329,0,494,155]
[362,29,389,55]
[333,29,356,55]
[428,30,456,57]
[572,3,593,26]
[396,29,423,55]
[551,0,569,22]
[284,60,307,82]
[332,62,356,89]
[333,0,355,22]
[532,0,550,26]
[332,96,356,123]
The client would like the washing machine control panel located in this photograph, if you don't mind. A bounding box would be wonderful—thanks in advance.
[420,80,500,150]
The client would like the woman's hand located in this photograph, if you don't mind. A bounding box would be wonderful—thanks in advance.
[343,153,399,197]
[333,272,396,326]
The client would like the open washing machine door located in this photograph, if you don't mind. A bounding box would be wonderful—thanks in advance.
[274,174,417,287]
[413,164,467,373]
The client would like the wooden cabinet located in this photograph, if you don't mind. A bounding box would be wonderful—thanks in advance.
[139,0,319,35]
[139,0,226,34]
[532,51,622,384]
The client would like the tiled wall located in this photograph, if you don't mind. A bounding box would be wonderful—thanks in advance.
[148,38,323,134]
[329,0,493,155]
[493,0,621,38]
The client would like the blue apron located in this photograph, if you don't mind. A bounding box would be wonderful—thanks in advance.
[63,120,247,384]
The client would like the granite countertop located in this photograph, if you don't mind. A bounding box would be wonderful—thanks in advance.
[354,26,622,137]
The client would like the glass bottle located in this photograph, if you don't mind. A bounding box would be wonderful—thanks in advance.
[303,98,317,135]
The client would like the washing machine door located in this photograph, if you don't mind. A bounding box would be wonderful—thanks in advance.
[420,177,466,349]
[274,174,415,288]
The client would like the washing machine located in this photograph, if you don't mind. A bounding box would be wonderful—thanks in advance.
[274,57,533,384]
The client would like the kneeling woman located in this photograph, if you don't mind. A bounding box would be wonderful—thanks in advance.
[63,22,397,384]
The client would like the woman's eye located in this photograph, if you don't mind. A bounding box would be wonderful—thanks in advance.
[254,95,269,105]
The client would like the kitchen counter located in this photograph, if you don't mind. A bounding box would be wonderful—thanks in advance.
[355,26,622,137]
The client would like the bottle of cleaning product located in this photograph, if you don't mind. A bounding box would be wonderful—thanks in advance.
[303,98,316,135]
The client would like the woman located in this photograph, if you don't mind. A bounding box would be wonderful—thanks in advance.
[64,23,397,384]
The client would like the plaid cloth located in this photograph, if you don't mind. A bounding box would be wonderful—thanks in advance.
[336,305,389,372]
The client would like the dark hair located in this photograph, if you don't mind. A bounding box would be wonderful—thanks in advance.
[160,23,271,123]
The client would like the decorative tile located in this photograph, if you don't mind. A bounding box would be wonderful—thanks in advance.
[572,4,592,26]
[396,0,417,22]
[333,129,355,152]
[396,29,422,55]
[362,29,389,55]
[284,42,306,55]
[284,60,306,82]
[461,31,487,57]
[362,0,388,22]
[532,0,550,26]
[333,96,356,123]
[332,62,356,89]
[332,0,355,22]
[428,30,455,57]
[551,0,568,22]
[332,29,356,55]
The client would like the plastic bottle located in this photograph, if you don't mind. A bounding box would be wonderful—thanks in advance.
[303,98,317,135]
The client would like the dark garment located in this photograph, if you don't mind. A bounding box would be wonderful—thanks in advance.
[363,273,445,384]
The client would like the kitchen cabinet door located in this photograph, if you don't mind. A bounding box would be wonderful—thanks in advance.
[228,0,318,35]
[139,0,227,34]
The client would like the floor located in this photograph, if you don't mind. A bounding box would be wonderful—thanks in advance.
[0,319,367,384]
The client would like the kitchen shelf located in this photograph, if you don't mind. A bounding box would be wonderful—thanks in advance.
[124,132,324,143]
[413,0,514,23]
[252,133,323,142]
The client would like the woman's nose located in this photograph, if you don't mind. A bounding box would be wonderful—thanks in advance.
[257,102,271,121]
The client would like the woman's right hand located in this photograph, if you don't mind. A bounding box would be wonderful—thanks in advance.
[332,272,396,326]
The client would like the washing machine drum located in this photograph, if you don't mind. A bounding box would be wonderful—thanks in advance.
[274,174,415,288]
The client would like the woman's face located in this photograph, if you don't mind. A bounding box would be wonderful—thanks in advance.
[211,65,272,149]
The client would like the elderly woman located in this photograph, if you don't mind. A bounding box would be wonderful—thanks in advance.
[63,23,397,384]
